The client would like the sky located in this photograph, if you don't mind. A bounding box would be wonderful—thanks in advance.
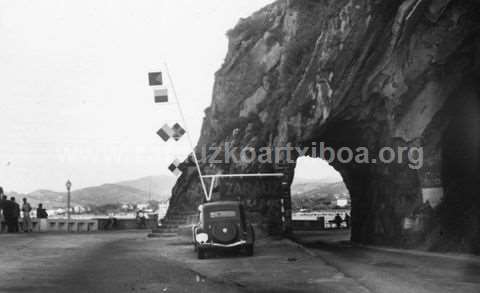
[0,0,341,193]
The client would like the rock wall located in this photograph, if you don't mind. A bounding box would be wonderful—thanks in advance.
[168,0,480,253]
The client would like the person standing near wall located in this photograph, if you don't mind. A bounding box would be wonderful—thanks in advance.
[11,197,20,232]
[344,213,351,228]
[36,203,48,232]
[22,198,32,232]
[4,197,20,232]
[36,203,48,219]
[0,188,6,233]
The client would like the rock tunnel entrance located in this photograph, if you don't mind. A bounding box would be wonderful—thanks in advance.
[291,157,350,235]
[163,0,480,252]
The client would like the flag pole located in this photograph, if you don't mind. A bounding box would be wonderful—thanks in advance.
[163,63,209,201]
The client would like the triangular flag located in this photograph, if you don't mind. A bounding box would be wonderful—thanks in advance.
[148,72,163,86]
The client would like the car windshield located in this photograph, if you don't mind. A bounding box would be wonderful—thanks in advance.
[209,210,236,218]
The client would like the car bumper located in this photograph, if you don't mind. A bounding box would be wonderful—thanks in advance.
[198,240,247,248]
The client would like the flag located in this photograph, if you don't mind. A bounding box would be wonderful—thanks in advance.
[154,88,169,103]
[156,124,175,142]
[168,159,181,176]
[172,123,186,141]
[148,72,163,86]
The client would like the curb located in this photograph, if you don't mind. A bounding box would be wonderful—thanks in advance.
[147,232,177,238]
[282,238,318,257]
[353,243,480,263]
[289,235,480,264]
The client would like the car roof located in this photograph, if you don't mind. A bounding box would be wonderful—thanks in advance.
[200,201,241,209]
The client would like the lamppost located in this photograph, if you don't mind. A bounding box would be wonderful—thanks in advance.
[66,180,72,232]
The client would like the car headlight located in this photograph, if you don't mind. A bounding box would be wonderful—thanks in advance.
[196,233,208,243]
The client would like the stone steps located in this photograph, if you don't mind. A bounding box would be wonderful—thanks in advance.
[149,212,197,237]
[160,219,185,225]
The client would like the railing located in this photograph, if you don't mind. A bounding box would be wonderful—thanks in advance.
[24,216,159,232]
[292,217,350,231]
[30,219,98,232]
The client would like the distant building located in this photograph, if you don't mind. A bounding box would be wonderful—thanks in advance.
[336,198,348,207]
[137,203,149,210]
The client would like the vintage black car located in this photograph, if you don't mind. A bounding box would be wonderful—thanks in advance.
[192,201,255,259]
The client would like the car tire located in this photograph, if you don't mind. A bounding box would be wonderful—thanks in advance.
[197,248,206,259]
[245,244,254,256]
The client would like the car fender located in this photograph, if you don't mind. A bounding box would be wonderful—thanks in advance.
[192,225,199,244]
[193,226,207,242]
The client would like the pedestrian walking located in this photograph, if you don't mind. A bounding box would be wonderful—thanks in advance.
[22,198,33,232]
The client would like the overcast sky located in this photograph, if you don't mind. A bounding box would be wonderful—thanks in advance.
[0,0,341,193]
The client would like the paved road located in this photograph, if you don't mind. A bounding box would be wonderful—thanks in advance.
[1,231,479,293]
[0,232,242,293]
[0,231,369,293]
[293,231,480,293]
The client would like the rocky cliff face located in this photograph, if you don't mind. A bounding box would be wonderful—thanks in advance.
[168,0,480,253]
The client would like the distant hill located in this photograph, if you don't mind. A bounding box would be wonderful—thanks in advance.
[291,180,348,196]
[9,176,348,211]
[71,184,160,207]
[291,179,349,211]
[115,175,176,199]
[16,189,67,208]
[7,175,177,209]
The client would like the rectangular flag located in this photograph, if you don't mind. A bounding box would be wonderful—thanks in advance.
[156,124,174,142]
[154,88,169,103]
[148,72,163,86]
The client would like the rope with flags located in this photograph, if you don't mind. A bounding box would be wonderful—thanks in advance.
[148,64,209,201]
[148,67,289,203]
[156,123,186,142]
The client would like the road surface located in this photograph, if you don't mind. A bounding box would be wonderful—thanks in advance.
[292,230,480,293]
[0,232,242,293]
[1,231,479,292]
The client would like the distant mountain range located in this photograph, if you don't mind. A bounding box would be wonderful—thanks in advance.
[291,179,348,196]
[6,176,348,210]
[291,179,349,211]
[7,176,176,209]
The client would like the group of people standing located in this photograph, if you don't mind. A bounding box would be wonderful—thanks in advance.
[0,186,48,233]
[332,213,351,229]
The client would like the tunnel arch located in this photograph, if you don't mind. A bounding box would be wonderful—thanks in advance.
[291,157,350,231]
